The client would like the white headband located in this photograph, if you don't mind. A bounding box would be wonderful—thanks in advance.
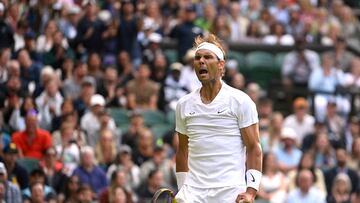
[195,42,224,61]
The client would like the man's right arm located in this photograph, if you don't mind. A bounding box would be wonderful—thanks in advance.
[175,132,189,190]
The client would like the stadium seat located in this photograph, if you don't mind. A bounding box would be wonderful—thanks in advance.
[164,49,179,64]
[142,110,167,127]
[151,124,173,140]
[108,108,130,128]
[274,52,287,70]
[16,158,39,173]
[227,51,246,69]
[245,51,278,88]
[245,51,275,69]
[166,110,176,126]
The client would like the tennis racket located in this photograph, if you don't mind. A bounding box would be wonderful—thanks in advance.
[151,188,176,203]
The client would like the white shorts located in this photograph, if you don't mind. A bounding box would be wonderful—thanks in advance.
[175,184,246,203]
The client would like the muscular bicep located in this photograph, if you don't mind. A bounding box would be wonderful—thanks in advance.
[177,132,188,154]
[240,123,260,148]
[240,123,262,170]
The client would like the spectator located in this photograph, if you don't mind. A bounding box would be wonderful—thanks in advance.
[0,48,11,84]
[274,127,302,173]
[309,132,336,170]
[117,0,141,62]
[326,173,352,203]
[263,22,294,45]
[329,36,353,72]
[162,62,189,111]
[287,169,326,203]
[194,3,216,32]
[126,64,160,110]
[282,37,320,89]
[121,111,148,149]
[269,0,289,25]
[136,169,165,202]
[8,95,37,132]
[342,56,360,89]
[0,3,15,50]
[87,52,103,81]
[35,78,64,131]
[179,48,201,92]
[12,109,53,160]
[257,153,288,203]
[139,145,176,190]
[61,175,80,203]
[132,129,154,166]
[2,143,29,190]
[73,75,96,119]
[227,1,249,42]
[76,184,95,203]
[62,61,89,100]
[80,94,116,147]
[39,147,67,195]
[257,97,274,137]
[209,14,231,41]
[17,49,42,92]
[323,101,347,146]
[22,169,56,202]
[324,147,359,194]
[76,1,105,53]
[261,112,283,153]
[95,128,117,168]
[347,137,360,176]
[107,145,141,191]
[0,162,22,203]
[35,20,61,54]
[169,4,203,61]
[343,116,360,153]
[309,53,348,121]
[283,97,315,146]
[97,67,119,105]
[99,169,134,203]
[25,182,56,203]
[287,151,327,197]
[72,146,108,196]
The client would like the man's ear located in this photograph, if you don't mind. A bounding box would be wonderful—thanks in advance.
[218,60,225,76]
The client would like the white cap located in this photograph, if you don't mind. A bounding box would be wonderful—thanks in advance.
[281,127,297,140]
[0,162,7,176]
[143,18,155,30]
[0,2,4,12]
[98,10,112,24]
[148,32,162,43]
[90,94,105,106]
[68,5,81,15]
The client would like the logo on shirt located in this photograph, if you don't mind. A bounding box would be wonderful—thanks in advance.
[189,111,195,115]
[250,173,255,182]
[217,109,226,114]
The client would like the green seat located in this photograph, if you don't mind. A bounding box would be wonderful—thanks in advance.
[274,53,287,70]
[142,110,167,127]
[166,110,176,126]
[16,158,39,173]
[227,51,246,69]
[245,52,277,88]
[151,124,173,140]
[108,108,130,127]
[164,49,179,64]
[246,51,275,69]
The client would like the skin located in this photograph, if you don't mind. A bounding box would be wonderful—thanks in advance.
[176,45,262,203]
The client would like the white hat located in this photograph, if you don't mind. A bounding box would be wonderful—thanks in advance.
[281,127,297,140]
[143,18,155,30]
[0,3,5,12]
[68,5,81,15]
[170,62,183,71]
[0,162,7,176]
[98,10,112,24]
[148,32,162,43]
[90,94,105,106]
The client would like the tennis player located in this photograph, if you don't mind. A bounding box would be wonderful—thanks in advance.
[175,34,263,203]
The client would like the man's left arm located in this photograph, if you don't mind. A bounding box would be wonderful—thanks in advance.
[237,123,263,203]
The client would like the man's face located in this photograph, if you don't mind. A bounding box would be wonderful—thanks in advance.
[4,153,17,165]
[194,49,224,84]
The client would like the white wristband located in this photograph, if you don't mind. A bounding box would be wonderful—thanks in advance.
[175,172,187,190]
[246,169,262,191]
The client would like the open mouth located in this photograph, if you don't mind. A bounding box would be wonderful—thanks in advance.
[199,69,208,74]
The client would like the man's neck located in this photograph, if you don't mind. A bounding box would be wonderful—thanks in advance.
[200,80,222,104]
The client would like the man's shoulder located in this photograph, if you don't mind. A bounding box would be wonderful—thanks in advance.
[36,128,51,137]
[222,83,254,105]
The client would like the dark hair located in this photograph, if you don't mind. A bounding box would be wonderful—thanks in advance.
[296,152,317,185]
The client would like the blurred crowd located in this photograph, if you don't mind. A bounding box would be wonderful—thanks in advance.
[0,0,359,202]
